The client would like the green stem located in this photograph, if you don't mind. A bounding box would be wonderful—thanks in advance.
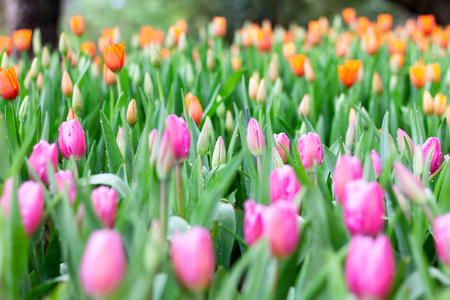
[156,70,165,107]
[117,74,123,96]
[160,180,167,241]
[9,102,21,146]
[29,239,41,283]
[256,155,262,178]
[109,87,115,123]
[175,163,184,218]
[269,260,280,300]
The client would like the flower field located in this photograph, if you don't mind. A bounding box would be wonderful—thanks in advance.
[2,9,450,299]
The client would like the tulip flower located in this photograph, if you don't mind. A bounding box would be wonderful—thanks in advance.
[417,15,436,35]
[298,94,310,118]
[55,170,77,205]
[69,15,85,36]
[103,42,125,72]
[282,42,296,59]
[409,63,426,88]
[289,54,306,77]
[58,119,87,160]
[422,137,442,174]
[103,64,117,86]
[422,91,434,115]
[345,235,396,299]
[425,63,440,83]
[156,130,175,181]
[256,28,272,52]
[80,229,126,297]
[388,39,406,55]
[212,136,226,169]
[0,37,13,55]
[248,76,259,101]
[91,186,118,228]
[297,132,323,171]
[397,129,414,156]
[433,213,450,265]
[231,56,241,72]
[263,201,299,258]
[170,227,215,292]
[371,150,382,179]
[0,66,19,101]
[61,70,73,97]
[434,93,447,116]
[372,72,383,95]
[243,199,266,246]
[256,79,267,104]
[274,133,290,163]
[13,29,32,51]
[344,180,385,236]
[212,17,227,38]
[304,58,315,82]
[268,60,278,83]
[389,53,405,73]
[80,42,97,57]
[377,14,393,31]
[269,165,301,204]
[333,155,363,204]
[247,118,265,156]
[28,140,59,184]
[185,93,203,125]
[225,110,234,133]
[338,60,362,88]
[342,8,357,25]
[363,34,380,55]
[393,162,427,204]
[165,114,191,162]
[126,99,137,127]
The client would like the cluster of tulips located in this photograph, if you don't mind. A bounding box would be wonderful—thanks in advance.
[3,6,450,300]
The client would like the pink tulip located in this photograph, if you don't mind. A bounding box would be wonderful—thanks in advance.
[263,201,299,258]
[297,132,323,170]
[422,137,442,173]
[243,199,266,246]
[156,129,175,180]
[247,118,265,156]
[55,170,77,205]
[274,133,290,163]
[371,150,382,178]
[91,186,118,228]
[397,129,414,156]
[344,180,385,236]
[80,229,126,297]
[165,114,191,162]
[333,155,363,204]
[345,235,396,299]
[393,162,427,205]
[28,140,59,184]
[170,226,215,292]
[269,165,301,204]
[433,213,450,265]
[58,119,87,160]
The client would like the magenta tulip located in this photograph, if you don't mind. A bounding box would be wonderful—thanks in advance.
[297,132,323,170]
[55,170,77,205]
[58,119,87,160]
[433,213,450,265]
[80,229,126,297]
[371,150,382,178]
[165,114,191,162]
[243,199,266,246]
[170,226,215,292]
[274,132,290,163]
[247,118,265,156]
[91,186,118,228]
[333,155,363,204]
[422,137,442,173]
[397,129,414,156]
[393,162,427,205]
[269,165,301,204]
[28,140,58,184]
[345,235,396,299]
[344,180,385,236]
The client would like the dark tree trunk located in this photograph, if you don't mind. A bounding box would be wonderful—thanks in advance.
[2,0,61,50]
[391,0,450,24]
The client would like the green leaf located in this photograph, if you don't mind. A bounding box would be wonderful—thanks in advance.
[0,114,11,181]
[219,71,245,99]
[100,110,124,173]
[89,173,131,197]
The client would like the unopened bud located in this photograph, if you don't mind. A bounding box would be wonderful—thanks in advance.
[1,53,8,69]
[42,47,50,68]
[225,110,234,133]
[18,96,29,122]
[30,57,38,80]
[216,101,225,118]
[117,127,125,159]
[252,71,260,83]
[33,28,42,56]
[349,107,357,124]
[434,93,447,116]
[304,58,315,82]
[36,72,44,92]
[273,78,282,96]
[156,130,175,181]
[372,72,383,95]
[72,84,83,116]
[249,76,259,101]
[144,72,153,98]
[231,57,241,72]
[127,99,138,127]
[212,136,226,169]
[24,71,31,90]
[206,48,216,71]
[59,32,69,56]
[413,145,424,176]
[346,121,356,146]
[148,129,158,163]
[205,116,214,138]
[177,33,187,52]
[256,79,267,104]
[67,107,77,121]
[268,60,278,83]
[298,94,310,118]
[273,147,284,168]
[61,71,73,97]
[394,162,428,205]
[150,42,161,69]
[423,91,434,115]
[197,122,210,157]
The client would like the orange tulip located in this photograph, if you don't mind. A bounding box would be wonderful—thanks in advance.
[13,29,32,51]
[256,28,272,52]
[355,17,370,37]
[389,53,405,73]
[425,63,440,83]
[139,26,164,48]
[0,37,13,55]
[372,72,383,95]
[423,91,434,115]
[160,48,170,60]
[80,42,97,57]
[362,33,380,55]
[388,38,407,54]
[176,20,188,34]
[433,28,449,49]
[168,25,181,45]
[335,33,352,58]
[289,54,306,77]
[342,8,356,25]
[434,93,447,116]
[212,17,227,38]
[69,15,85,36]
[307,21,322,46]
[282,42,296,59]
[283,30,295,43]
[103,42,125,73]
[67,107,77,121]
[0,67,19,101]
[61,71,73,97]
[409,63,426,88]
[103,64,117,86]
[377,14,393,32]
[417,15,436,35]
[337,60,362,88]
[231,57,241,72]
[185,92,203,125]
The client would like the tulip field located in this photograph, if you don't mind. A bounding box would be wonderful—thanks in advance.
[3,9,450,299]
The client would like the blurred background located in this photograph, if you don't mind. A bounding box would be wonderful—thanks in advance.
[0,0,448,48]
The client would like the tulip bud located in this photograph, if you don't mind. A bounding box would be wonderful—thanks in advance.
[273,148,284,168]
[127,99,138,127]
[103,64,117,86]
[212,16,227,37]
[206,48,216,71]
[397,129,413,156]
[345,235,395,299]
[59,32,69,56]
[273,78,282,97]
[197,123,210,158]
[270,165,301,204]
[18,96,29,122]
[225,110,234,133]
[297,132,324,170]
[372,72,383,95]
[150,42,161,69]
[91,186,118,228]
[423,91,434,115]
[33,28,42,55]
[67,107,76,121]
[268,60,279,83]
[394,162,428,204]
[148,129,158,163]
[248,76,259,101]
[117,127,125,159]
[58,119,87,160]
[166,115,191,162]
[304,58,315,82]
[256,79,267,104]
[212,136,226,169]
[231,57,241,72]
[243,199,266,246]
[177,32,187,52]
[23,71,31,91]
[42,47,50,68]
[298,94,310,118]
[422,137,442,174]
[247,118,265,156]
[61,71,73,97]
[345,121,356,147]
[1,53,8,70]
[433,213,450,265]
[144,72,153,98]
[80,230,126,297]
[413,144,424,177]
[72,84,83,116]
[434,93,447,116]
[371,150,382,178]
[156,130,175,180]
[205,116,214,138]
[28,140,59,184]
[54,170,77,205]
[333,155,363,204]
[348,107,357,124]
[36,73,44,92]
[274,132,290,164]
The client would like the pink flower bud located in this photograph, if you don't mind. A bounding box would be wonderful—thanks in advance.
[170,227,215,292]
[165,114,191,162]
[344,180,385,236]
[345,235,395,299]
[333,155,363,204]
[297,132,323,170]
[269,165,301,204]
[156,130,175,180]
[55,170,77,205]
[371,150,382,178]
[393,162,427,204]
[28,140,58,184]
[58,119,87,160]
[243,199,266,246]
[247,118,265,156]
[274,132,290,163]
[80,229,126,297]
[422,137,442,174]
[263,201,299,258]
[433,213,450,265]
[397,129,413,156]
[91,186,118,228]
